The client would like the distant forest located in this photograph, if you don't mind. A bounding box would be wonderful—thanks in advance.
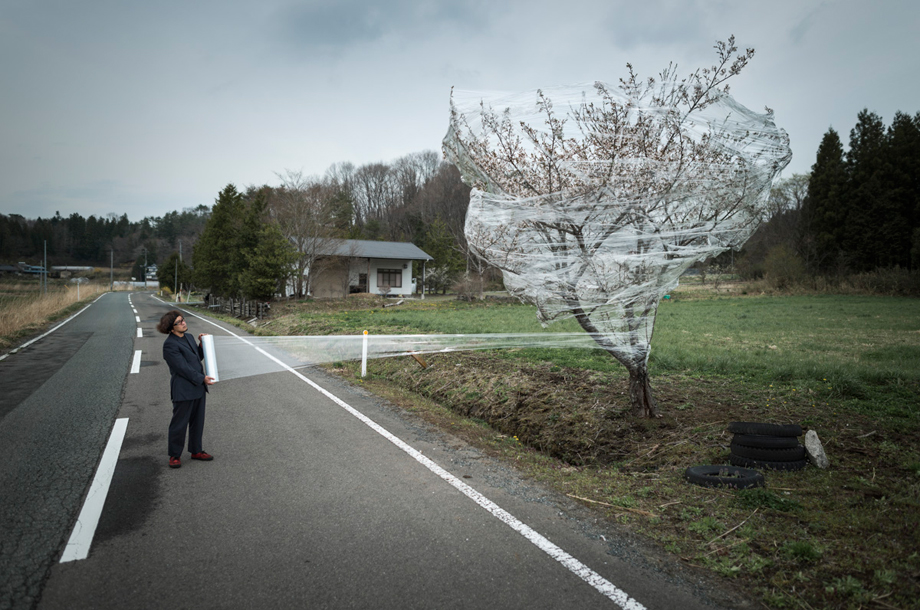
[3,106,918,295]
[1,151,473,286]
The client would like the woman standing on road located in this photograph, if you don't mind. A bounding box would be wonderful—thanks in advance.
[157,310,215,469]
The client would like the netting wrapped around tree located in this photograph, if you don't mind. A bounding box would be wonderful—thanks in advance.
[442,40,792,416]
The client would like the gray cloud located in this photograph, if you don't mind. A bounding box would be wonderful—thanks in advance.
[601,0,708,50]
[272,0,487,54]
[1,0,918,221]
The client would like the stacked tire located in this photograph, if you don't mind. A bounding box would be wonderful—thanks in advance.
[728,422,807,471]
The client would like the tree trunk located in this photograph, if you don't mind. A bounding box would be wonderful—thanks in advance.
[627,364,661,418]
[568,304,662,418]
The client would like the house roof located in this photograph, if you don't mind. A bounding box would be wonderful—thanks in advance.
[317,239,433,261]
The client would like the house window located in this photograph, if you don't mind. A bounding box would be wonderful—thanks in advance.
[377,269,402,288]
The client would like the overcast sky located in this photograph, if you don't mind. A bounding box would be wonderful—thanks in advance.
[2,0,918,222]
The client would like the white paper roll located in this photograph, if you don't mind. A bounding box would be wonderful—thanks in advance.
[202,334,219,382]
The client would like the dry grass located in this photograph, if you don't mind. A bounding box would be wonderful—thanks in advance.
[340,352,920,610]
[0,281,108,348]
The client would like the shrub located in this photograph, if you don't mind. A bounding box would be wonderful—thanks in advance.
[763,244,806,290]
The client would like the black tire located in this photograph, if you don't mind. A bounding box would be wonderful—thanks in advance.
[728,422,803,437]
[685,465,765,489]
[730,454,808,471]
[732,434,801,449]
[730,442,806,462]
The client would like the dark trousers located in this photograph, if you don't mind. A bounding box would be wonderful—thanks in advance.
[168,395,206,457]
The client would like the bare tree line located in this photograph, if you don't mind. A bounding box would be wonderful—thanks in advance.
[261,151,473,298]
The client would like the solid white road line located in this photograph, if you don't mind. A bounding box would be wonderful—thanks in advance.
[170,299,645,610]
[0,293,109,362]
[137,328,143,338]
[130,350,142,374]
[60,418,129,562]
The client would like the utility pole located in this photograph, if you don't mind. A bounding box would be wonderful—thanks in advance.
[43,240,48,295]
[110,249,114,291]
[175,258,179,302]
[143,247,148,289]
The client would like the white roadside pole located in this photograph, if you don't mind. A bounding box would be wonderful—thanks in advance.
[361,330,368,377]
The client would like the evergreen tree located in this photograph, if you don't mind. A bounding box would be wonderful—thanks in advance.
[421,218,464,274]
[157,251,193,292]
[845,109,890,271]
[193,184,296,300]
[884,111,920,269]
[240,222,297,301]
[193,184,247,297]
[803,128,848,272]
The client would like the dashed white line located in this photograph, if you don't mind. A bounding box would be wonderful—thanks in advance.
[135,316,140,323]
[136,328,143,338]
[130,350,142,374]
[170,299,645,610]
[60,418,129,562]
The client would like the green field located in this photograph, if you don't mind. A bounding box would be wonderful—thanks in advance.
[275,294,920,422]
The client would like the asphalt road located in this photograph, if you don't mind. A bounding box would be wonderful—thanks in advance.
[0,293,134,610]
[1,292,752,610]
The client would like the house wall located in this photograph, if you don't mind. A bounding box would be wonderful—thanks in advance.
[363,258,414,296]
[306,257,418,298]
[311,258,351,299]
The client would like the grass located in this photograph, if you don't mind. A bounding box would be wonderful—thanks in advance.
[199,291,920,608]
[0,279,109,349]
[259,294,920,423]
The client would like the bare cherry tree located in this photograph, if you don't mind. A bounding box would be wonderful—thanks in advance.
[443,37,791,417]
[269,170,343,298]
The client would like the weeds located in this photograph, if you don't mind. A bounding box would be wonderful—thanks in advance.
[0,280,108,348]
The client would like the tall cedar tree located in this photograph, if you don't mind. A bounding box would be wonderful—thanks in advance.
[845,110,891,271]
[193,184,295,300]
[885,112,920,269]
[193,184,247,297]
[804,128,847,272]
[240,222,297,301]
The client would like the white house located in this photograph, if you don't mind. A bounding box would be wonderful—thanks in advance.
[305,239,433,299]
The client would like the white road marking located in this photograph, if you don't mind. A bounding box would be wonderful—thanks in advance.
[135,316,140,323]
[130,350,142,374]
[0,293,109,362]
[170,299,645,610]
[137,328,143,338]
[60,418,129,562]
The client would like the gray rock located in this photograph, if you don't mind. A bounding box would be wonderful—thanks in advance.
[804,430,829,469]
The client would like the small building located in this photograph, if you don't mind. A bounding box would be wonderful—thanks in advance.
[51,265,94,279]
[17,262,45,274]
[306,239,433,299]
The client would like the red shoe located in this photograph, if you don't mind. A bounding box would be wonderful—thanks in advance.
[169,457,181,468]
[190,452,213,461]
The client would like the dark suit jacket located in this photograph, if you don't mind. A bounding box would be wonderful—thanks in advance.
[163,332,208,402]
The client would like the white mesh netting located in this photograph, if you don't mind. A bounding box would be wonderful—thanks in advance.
[207,333,605,381]
[442,77,791,371]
